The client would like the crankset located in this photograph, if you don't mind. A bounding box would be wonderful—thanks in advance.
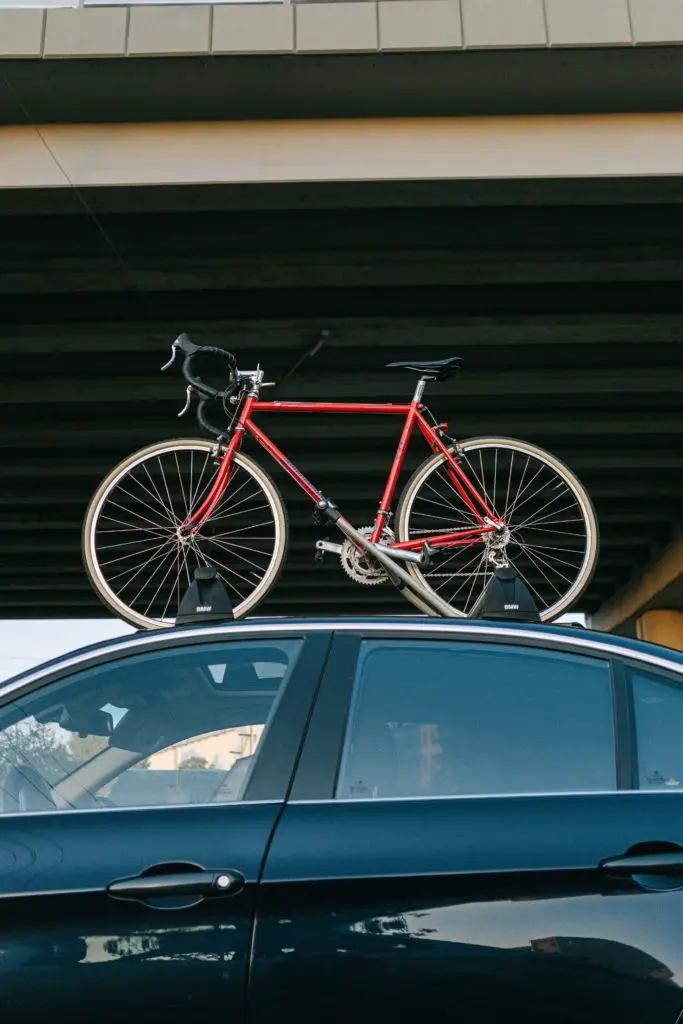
[315,526,434,585]
[340,526,394,586]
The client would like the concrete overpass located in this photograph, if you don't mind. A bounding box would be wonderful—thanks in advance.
[3,172,683,628]
[1,0,683,642]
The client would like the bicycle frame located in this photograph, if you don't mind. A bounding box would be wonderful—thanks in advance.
[183,378,503,552]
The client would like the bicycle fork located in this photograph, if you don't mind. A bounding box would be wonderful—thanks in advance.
[179,393,257,536]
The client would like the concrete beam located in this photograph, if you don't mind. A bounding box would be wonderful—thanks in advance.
[594,536,683,632]
[4,368,683,403]
[6,113,683,189]
[8,244,683,292]
[0,313,681,352]
[6,42,683,126]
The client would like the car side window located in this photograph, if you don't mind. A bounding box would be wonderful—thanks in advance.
[336,639,615,800]
[630,666,683,790]
[0,638,302,814]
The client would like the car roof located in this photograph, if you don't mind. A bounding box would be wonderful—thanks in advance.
[3,616,683,694]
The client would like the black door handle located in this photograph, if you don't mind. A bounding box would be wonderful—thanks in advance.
[108,868,244,903]
[601,853,683,877]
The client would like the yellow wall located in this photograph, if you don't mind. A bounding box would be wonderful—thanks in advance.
[636,611,683,653]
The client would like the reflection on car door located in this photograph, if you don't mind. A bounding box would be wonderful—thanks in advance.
[0,630,329,1023]
[252,631,683,1024]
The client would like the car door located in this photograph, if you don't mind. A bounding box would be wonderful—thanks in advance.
[252,627,683,1024]
[0,627,330,1024]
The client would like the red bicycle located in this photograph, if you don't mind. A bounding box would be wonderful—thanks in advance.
[83,334,599,629]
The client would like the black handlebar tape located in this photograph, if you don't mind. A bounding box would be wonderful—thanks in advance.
[197,399,227,439]
[174,332,202,357]
[181,345,238,399]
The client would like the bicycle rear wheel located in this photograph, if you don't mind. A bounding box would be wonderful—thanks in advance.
[83,439,288,630]
[396,436,599,621]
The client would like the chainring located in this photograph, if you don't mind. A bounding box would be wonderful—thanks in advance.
[340,526,395,586]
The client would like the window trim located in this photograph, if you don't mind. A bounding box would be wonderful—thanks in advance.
[4,621,683,705]
[0,627,325,708]
[619,655,683,794]
[292,630,620,803]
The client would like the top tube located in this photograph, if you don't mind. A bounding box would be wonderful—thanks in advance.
[252,401,413,414]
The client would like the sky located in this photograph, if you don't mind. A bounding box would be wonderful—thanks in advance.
[0,619,135,682]
[0,612,588,682]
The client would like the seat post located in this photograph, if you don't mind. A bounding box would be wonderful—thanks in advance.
[412,376,429,404]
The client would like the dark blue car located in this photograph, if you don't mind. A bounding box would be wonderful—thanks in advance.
[2,617,683,1023]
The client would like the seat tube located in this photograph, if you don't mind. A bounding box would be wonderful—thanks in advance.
[372,378,427,542]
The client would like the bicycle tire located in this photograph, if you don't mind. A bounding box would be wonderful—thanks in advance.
[396,436,599,622]
[83,438,288,630]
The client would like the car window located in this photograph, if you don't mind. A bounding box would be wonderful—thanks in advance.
[336,640,615,800]
[0,638,302,814]
[631,667,683,790]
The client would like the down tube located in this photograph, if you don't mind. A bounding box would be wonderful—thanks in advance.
[245,418,325,503]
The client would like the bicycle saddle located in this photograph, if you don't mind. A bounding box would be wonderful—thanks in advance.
[386,356,463,381]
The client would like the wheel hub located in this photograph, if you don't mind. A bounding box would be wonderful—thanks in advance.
[485,525,511,568]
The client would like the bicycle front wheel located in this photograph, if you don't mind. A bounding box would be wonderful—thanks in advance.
[396,436,599,622]
[83,439,288,630]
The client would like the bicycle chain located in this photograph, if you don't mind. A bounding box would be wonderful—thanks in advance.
[340,526,491,583]
[405,525,493,579]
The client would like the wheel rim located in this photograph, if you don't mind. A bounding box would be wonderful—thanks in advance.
[87,445,283,628]
[400,441,596,620]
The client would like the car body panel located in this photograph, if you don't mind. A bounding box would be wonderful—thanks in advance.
[254,794,683,1024]
[0,628,332,1024]
[3,619,683,1023]
[251,626,683,1024]
[0,803,278,1021]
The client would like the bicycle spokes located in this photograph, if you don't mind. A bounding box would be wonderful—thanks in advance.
[88,444,284,627]
[399,440,596,619]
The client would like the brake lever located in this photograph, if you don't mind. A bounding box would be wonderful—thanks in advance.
[161,342,179,372]
[178,385,194,418]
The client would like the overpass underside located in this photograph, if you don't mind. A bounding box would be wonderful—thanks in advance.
[2,173,683,622]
